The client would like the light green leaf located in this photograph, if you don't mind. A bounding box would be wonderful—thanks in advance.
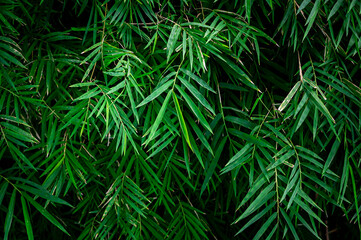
[222,144,252,174]
[167,25,181,62]
[173,91,192,150]
[148,90,172,142]
[297,0,311,14]
[178,76,215,115]
[180,68,216,93]
[74,87,101,101]
[70,82,96,88]
[328,0,343,20]
[176,85,212,133]
[107,81,125,94]
[278,81,301,112]
[268,149,295,170]
[303,0,320,41]
[137,80,173,108]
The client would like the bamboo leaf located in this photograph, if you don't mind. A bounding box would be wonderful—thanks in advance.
[137,80,173,108]
[21,196,34,240]
[178,76,215,115]
[280,208,299,240]
[167,25,181,62]
[74,87,101,101]
[322,139,341,175]
[278,81,301,112]
[173,91,192,150]
[176,85,212,133]
[268,149,295,170]
[148,90,172,142]
[4,189,16,240]
[222,144,252,174]
[180,68,216,93]
[328,0,344,20]
[303,0,321,41]
[252,212,277,240]
[17,185,72,207]
[201,137,227,195]
[22,192,70,236]
[236,183,275,221]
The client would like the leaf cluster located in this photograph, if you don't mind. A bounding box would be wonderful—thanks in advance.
[1,0,361,239]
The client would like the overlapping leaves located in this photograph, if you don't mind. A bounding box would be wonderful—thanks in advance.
[0,0,361,239]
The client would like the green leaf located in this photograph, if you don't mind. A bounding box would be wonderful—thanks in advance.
[295,212,322,240]
[22,192,70,236]
[278,81,301,112]
[303,0,320,41]
[173,91,192,150]
[4,189,16,240]
[167,24,181,62]
[264,123,291,146]
[69,82,97,88]
[178,76,215,115]
[268,149,295,170]
[0,182,9,206]
[328,0,344,20]
[322,139,341,175]
[8,142,36,170]
[245,0,252,23]
[222,143,252,174]
[137,80,173,108]
[126,81,139,123]
[236,183,275,221]
[147,90,172,142]
[17,185,72,207]
[218,56,260,92]
[229,128,272,148]
[74,87,101,101]
[294,103,311,132]
[238,173,270,208]
[82,52,101,81]
[21,196,34,240]
[201,137,227,195]
[1,122,37,143]
[186,114,214,155]
[252,212,277,240]
[235,202,276,235]
[293,197,325,225]
[304,83,335,124]
[107,81,126,94]
[280,208,300,240]
[180,68,216,93]
[176,85,212,133]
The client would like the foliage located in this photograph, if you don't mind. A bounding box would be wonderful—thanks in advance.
[1,0,361,239]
